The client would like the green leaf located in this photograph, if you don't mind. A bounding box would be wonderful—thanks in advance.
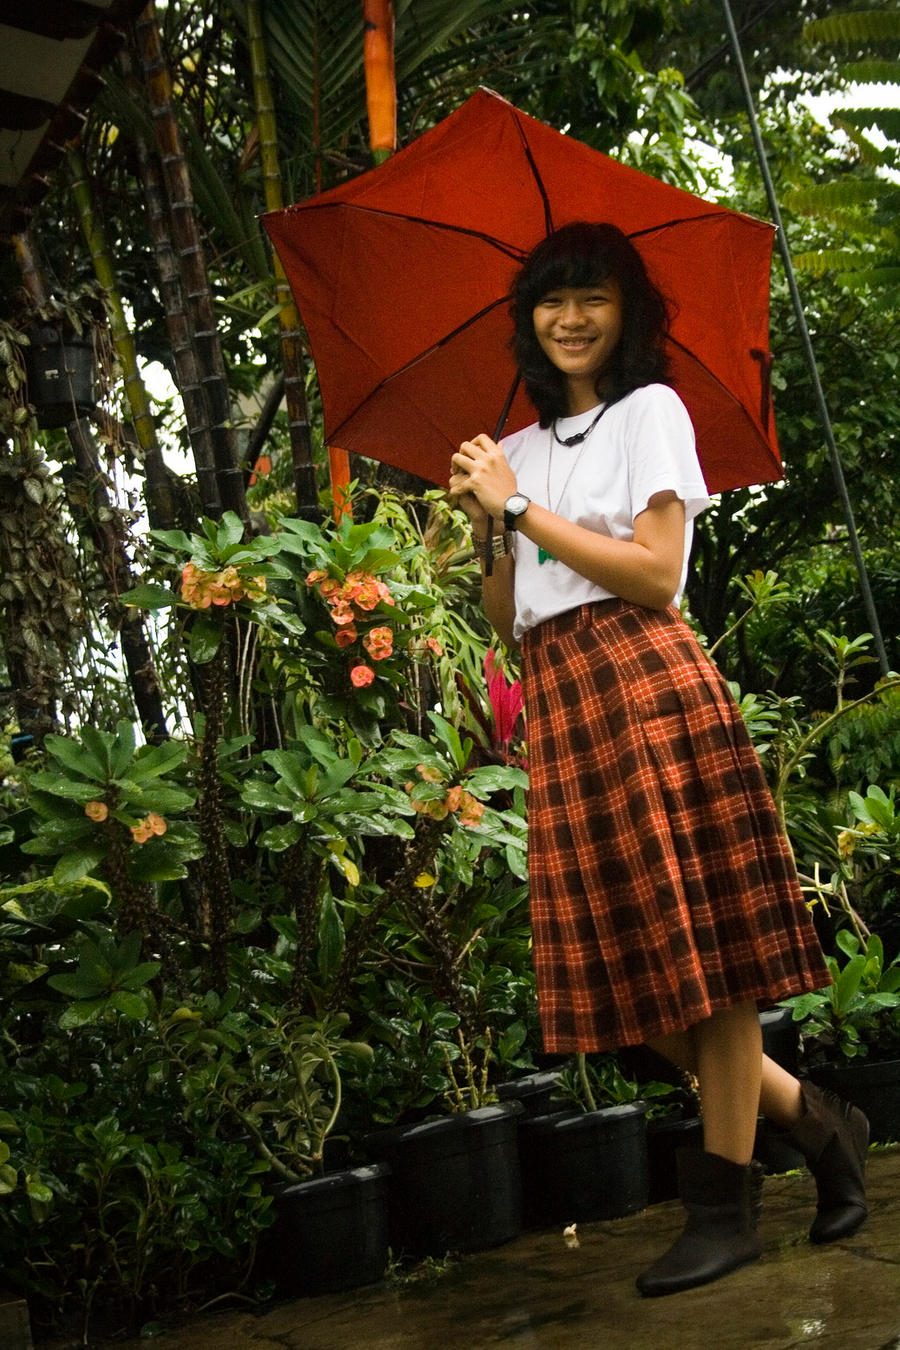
[189,613,224,664]
[317,893,345,979]
[52,846,106,884]
[44,733,107,782]
[241,780,293,812]
[216,511,246,553]
[131,741,189,781]
[110,990,151,1019]
[258,821,304,851]
[47,970,106,998]
[83,725,118,777]
[59,997,107,1029]
[149,527,194,552]
[120,583,178,609]
[25,1177,54,1204]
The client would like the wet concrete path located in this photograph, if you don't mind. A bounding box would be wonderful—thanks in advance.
[113,1147,899,1350]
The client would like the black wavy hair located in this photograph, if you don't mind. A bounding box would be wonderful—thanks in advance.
[511,221,671,426]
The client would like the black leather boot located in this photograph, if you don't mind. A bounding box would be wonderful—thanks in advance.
[783,1080,869,1243]
[636,1149,764,1297]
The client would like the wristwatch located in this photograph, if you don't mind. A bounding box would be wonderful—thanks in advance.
[503,493,531,531]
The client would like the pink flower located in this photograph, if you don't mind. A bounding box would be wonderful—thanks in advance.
[350,664,375,688]
[331,603,356,626]
[130,822,152,844]
[305,569,327,586]
[484,650,524,754]
[458,791,485,827]
[335,625,358,648]
[84,800,108,822]
[424,636,443,656]
[363,625,394,660]
[444,786,462,812]
[145,813,167,837]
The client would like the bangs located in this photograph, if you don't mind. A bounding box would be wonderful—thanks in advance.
[524,252,613,304]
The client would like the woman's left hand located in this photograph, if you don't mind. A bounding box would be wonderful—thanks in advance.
[449,434,517,518]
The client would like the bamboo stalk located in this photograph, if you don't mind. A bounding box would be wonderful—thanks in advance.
[245,0,317,517]
[67,145,176,532]
[128,93,221,517]
[133,2,248,527]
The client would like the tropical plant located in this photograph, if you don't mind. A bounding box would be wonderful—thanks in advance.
[787,6,900,298]
[552,1052,683,1119]
[780,929,900,1062]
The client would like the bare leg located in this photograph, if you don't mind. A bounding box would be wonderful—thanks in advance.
[649,1022,804,1135]
[692,1002,762,1163]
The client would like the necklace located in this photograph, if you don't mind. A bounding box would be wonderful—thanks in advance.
[539,403,609,565]
[551,403,607,447]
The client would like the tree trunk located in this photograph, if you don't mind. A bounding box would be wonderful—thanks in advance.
[132,2,248,528]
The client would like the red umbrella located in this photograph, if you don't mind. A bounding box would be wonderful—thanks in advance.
[263,87,780,494]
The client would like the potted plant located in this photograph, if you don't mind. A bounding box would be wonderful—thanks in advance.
[366,1029,525,1258]
[780,929,900,1143]
[516,1053,674,1227]
[17,292,103,429]
[156,995,392,1297]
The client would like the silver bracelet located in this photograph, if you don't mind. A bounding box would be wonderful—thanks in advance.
[475,530,511,564]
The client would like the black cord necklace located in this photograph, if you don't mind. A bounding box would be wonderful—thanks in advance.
[551,403,607,446]
[539,403,610,565]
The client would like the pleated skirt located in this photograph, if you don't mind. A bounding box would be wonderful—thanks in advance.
[519,599,830,1055]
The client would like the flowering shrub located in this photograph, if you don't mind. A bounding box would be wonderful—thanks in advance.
[305,567,399,691]
[180,562,267,609]
[405,763,485,827]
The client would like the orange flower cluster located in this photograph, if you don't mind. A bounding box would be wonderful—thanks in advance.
[405,764,485,828]
[130,813,168,844]
[305,568,397,692]
[181,563,267,609]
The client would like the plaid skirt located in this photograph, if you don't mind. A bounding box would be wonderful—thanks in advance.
[520,599,830,1055]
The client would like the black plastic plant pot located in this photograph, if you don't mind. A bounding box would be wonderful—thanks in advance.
[760,1007,801,1076]
[517,1101,649,1228]
[24,326,96,428]
[368,1102,524,1258]
[495,1069,564,1118]
[266,1162,391,1297]
[646,1113,703,1203]
[808,1058,900,1145]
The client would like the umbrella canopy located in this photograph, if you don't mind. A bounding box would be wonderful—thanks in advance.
[264,87,780,494]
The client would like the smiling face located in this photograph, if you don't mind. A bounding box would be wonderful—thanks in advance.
[532,279,624,414]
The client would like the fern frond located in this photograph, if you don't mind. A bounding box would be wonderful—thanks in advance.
[830,116,894,166]
[841,59,900,84]
[839,107,900,141]
[792,248,884,277]
[804,11,900,46]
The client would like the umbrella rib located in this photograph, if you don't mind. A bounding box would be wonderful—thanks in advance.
[325,294,514,447]
[296,201,529,263]
[511,110,554,234]
[665,332,777,460]
[627,210,739,239]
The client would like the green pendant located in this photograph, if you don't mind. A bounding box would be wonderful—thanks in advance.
[538,547,556,565]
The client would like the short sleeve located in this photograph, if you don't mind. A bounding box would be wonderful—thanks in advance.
[625,385,712,524]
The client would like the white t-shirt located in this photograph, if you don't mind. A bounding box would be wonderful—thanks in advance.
[503,383,712,640]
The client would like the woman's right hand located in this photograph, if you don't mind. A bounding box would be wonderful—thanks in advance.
[448,469,490,539]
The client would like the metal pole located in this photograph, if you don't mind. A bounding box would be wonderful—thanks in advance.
[720,0,890,676]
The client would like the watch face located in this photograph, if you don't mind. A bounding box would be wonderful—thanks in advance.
[507,495,529,515]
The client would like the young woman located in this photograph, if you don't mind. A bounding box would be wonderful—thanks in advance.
[448,222,869,1297]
